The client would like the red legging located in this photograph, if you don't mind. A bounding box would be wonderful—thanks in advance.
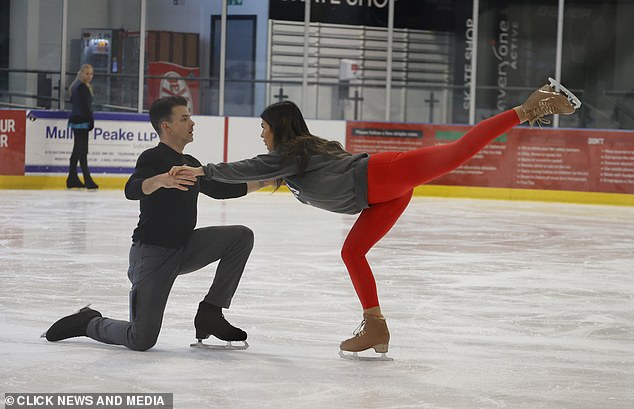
[341,109,520,309]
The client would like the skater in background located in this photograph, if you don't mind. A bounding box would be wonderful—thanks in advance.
[66,64,98,189]
[169,80,580,357]
[45,96,271,351]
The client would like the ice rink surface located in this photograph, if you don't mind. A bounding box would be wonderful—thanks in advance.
[1,189,633,409]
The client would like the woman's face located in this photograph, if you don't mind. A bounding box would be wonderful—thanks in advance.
[81,67,94,83]
[261,120,275,152]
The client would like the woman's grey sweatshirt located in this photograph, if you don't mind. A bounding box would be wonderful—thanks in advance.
[202,151,370,215]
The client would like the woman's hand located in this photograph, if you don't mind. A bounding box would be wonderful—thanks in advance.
[169,165,204,178]
[246,179,278,193]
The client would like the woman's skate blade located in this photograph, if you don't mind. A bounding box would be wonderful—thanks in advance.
[338,349,393,361]
[548,77,582,109]
[190,339,249,351]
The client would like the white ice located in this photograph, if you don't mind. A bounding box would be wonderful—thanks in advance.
[1,189,633,408]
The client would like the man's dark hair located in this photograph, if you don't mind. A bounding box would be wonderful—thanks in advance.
[149,96,188,134]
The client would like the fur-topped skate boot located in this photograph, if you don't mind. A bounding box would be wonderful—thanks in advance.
[194,301,247,343]
[516,78,581,127]
[43,306,101,342]
[340,307,390,359]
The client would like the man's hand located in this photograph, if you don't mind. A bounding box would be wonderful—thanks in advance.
[160,171,198,191]
[169,165,204,178]
[142,171,198,195]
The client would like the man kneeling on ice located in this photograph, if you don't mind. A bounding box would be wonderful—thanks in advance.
[44,96,272,351]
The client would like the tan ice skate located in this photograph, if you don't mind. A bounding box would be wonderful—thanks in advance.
[516,77,581,127]
[339,307,392,361]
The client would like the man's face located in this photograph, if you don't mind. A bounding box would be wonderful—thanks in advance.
[165,105,195,145]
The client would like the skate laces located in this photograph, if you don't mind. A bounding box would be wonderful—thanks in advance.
[529,101,555,127]
[351,314,385,337]
[526,91,570,127]
[352,319,367,337]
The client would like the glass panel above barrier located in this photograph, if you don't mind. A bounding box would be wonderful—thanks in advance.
[1,0,63,110]
[67,0,141,113]
[390,0,472,124]
[561,0,634,130]
[475,0,558,126]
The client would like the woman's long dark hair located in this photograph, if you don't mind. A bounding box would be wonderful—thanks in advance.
[260,101,350,176]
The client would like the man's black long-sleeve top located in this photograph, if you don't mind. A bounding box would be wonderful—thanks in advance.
[125,143,247,248]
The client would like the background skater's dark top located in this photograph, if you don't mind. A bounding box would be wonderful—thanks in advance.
[125,142,247,247]
[68,82,93,124]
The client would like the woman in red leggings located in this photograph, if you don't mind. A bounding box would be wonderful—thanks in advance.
[171,80,579,357]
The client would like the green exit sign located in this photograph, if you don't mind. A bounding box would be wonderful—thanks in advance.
[228,0,243,5]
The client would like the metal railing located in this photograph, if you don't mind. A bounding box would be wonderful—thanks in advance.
[2,67,631,130]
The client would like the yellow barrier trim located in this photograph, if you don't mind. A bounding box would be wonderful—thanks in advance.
[411,185,634,206]
[0,175,127,190]
[1,175,632,207]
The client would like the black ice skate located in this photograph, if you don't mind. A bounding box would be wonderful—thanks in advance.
[66,173,85,189]
[190,301,248,350]
[42,305,101,342]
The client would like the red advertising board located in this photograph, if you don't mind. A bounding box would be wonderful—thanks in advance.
[0,110,26,175]
[346,121,634,194]
[147,61,200,114]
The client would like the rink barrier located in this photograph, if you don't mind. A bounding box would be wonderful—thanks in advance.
[1,109,633,207]
[1,175,633,207]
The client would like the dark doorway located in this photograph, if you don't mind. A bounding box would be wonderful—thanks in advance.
[210,15,256,116]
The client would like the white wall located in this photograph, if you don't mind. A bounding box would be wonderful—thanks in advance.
[190,116,346,164]
[185,115,226,164]
[226,117,346,163]
[227,116,262,161]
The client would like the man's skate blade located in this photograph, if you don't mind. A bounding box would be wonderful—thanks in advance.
[338,350,393,361]
[548,77,582,109]
[190,340,249,351]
